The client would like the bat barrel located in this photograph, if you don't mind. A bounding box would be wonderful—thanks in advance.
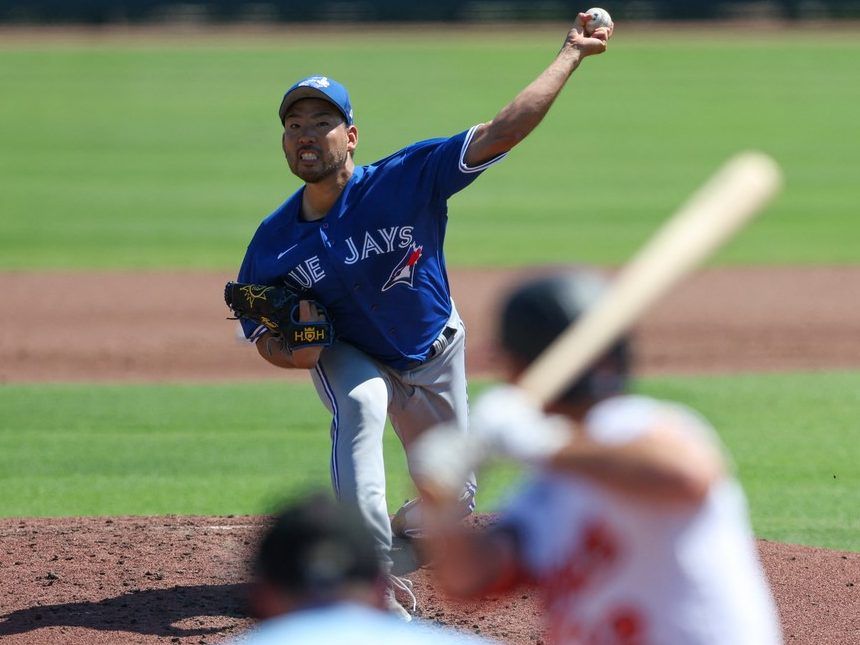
[518,151,783,407]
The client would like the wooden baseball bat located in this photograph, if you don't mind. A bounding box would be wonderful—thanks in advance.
[518,151,783,407]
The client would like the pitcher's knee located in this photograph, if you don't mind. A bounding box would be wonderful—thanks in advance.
[340,379,389,429]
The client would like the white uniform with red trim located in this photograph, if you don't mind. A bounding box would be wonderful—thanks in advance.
[498,395,782,645]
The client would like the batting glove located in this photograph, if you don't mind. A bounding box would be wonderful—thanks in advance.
[409,424,483,500]
[469,385,570,465]
[409,385,571,498]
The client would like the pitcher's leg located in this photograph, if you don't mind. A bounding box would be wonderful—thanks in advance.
[311,341,394,566]
[413,323,477,505]
[389,318,476,536]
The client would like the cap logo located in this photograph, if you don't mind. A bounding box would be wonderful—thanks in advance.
[299,76,331,89]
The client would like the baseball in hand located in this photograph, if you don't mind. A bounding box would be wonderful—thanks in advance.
[584,7,613,35]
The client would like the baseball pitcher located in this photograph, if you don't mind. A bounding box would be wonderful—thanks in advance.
[228,14,613,620]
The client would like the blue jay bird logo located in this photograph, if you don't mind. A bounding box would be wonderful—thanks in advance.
[381,243,423,292]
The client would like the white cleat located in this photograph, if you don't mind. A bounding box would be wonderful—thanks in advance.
[391,498,425,539]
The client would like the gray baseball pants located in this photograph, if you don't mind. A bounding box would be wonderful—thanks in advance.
[310,306,476,568]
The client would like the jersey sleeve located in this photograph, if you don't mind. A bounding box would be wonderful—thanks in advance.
[423,125,507,201]
[234,237,270,344]
[585,395,722,447]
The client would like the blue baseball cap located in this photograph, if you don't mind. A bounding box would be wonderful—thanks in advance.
[278,75,354,126]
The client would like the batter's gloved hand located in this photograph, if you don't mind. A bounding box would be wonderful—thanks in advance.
[409,385,570,499]
[224,281,334,350]
[468,385,570,464]
[409,424,483,502]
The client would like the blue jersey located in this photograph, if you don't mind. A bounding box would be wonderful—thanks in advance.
[237,125,505,369]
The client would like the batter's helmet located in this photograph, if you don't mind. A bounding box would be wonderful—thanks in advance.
[499,270,631,404]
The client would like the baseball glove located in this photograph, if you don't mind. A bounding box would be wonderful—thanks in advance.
[224,281,333,350]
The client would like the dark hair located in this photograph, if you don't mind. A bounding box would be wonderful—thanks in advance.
[254,492,381,598]
[499,270,631,405]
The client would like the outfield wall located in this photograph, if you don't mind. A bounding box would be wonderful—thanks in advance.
[1,0,859,24]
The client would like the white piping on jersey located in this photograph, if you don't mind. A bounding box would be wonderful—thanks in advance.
[458,124,509,173]
[314,362,342,497]
[248,324,267,343]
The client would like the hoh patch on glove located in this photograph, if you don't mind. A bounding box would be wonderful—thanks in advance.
[224,281,334,350]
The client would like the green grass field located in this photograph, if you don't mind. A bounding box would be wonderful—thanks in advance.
[1,28,858,553]
[2,374,858,550]
[1,28,859,268]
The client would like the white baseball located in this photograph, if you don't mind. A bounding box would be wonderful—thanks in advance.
[584,7,613,35]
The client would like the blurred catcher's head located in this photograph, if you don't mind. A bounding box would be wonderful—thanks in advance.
[279,75,354,126]
[253,491,380,605]
[499,270,631,405]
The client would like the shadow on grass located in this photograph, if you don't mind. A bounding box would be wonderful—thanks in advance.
[0,583,249,639]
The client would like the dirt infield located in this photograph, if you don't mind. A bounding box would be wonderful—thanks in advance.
[4,266,860,383]
[1,516,858,644]
[2,267,859,643]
